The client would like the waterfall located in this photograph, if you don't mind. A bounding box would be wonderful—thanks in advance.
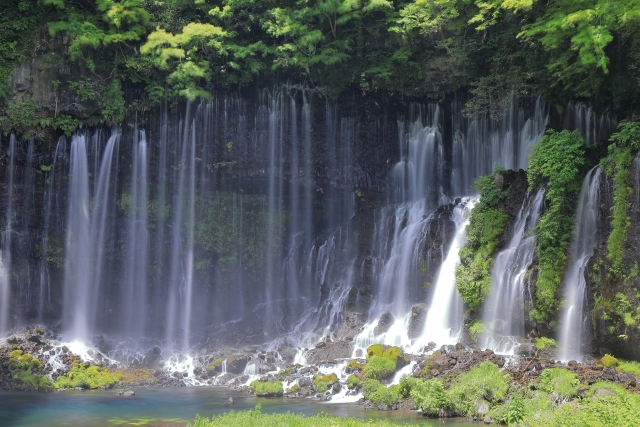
[39,136,67,322]
[122,130,149,338]
[450,96,548,195]
[63,132,120,342]
[421,198,476,346]
[563,101,617,146]
[559,167,601,361]
[0,135,16,336]
[481,190,545,354]
[165,103,197,349]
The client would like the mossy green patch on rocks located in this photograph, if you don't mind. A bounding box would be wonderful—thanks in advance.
[249,380,283,397]
[364,356,396,380]
[313,373,338,393]
[55,363,122,389]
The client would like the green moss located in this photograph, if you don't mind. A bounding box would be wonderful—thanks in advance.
[249,380,283,397]
[527,129,586,322]
[286,383,299,394]
[313,373,338,393]
[535,337,558,350]
[537,368,579,398]
[347,375,361,389]
[7,350,53,390]
[601,354,619,367]
[366,344,385,360]
[456,169,509,308]
[346,359,365,372]
[54,364,122,389]
[364,356,396,380]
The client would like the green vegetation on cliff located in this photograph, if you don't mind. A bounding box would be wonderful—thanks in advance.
[456,168,507,308]
[600,120,640,275]
[527,129,586,323]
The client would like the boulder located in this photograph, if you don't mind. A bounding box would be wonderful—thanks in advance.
[407,304,428,339]
[224,397,234,405]
[373,311,395,336]
[226,354,250,374]
[117,390,135,397]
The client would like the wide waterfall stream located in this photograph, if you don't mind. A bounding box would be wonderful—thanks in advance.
[1,89,626,425]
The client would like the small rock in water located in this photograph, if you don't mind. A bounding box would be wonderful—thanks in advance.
[224,396,234,405]
[117,390,136,397]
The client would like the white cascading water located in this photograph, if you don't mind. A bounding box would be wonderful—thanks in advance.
[63,132,120,343]
[482,189,544,354]
[420,198,476,347]
[122,130,149,338]
[0,135,16,336]
[559,167,601,361]
[563,101,617,146]
[451,96,548,195]
[38,136,66,322]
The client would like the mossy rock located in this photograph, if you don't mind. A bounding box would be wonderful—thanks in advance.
[286,383,300,394]
[249,380,283,397]
[364,356,396,380]
[313,373,338,393]
[346,359,365,373]
[601,354,619,367]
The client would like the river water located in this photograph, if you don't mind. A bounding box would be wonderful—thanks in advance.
[0,387,476,426]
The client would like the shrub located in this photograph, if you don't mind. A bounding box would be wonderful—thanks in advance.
[364,356,396,380]
[537,368,579,398]
[362,379,401,406]
[55,364,122,389]
[529,384,640,427]
[469,321,487,342]
[410,378,452,416]
[398,374,421,397]
[249,380,283,397]
[286,383,299,394]
[448,361,509,415]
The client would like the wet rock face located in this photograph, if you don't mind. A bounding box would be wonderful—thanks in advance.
[225,354,250,374]
[373,311,395,336]
[407,304,428,339]
[303,340,354,365]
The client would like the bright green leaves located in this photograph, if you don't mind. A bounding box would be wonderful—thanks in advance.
[527,130,586,322]
[263,1,360,75]
[45,0,150,60]
[141,23,226,99]
[391,0,459,36]
[519,0,640,96]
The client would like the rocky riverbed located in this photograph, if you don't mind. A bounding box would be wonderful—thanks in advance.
[1,323,639,425]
